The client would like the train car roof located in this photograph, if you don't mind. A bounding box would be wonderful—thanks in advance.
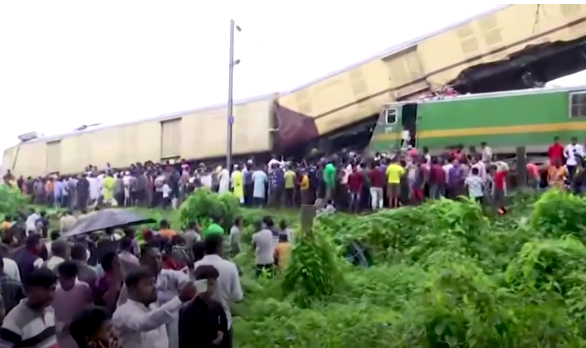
[19,93,277,145]
[382,85,586,107]
[280,5,510,95]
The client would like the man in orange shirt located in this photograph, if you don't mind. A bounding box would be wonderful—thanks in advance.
[274,233,292,271]
[0,216,14,232]
[158,219,177,239]
[45,178,55,205]
[547,159,567,189]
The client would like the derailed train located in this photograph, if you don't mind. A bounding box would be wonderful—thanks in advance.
[4,4,586,176]
[1,94,280,176]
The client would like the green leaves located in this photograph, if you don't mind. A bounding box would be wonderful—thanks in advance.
[18,185,586,348]
[282,226,344,308]
[531,189,586,240]
[179,189,240,231]
[0,185,29,220]
[233,191,586,348]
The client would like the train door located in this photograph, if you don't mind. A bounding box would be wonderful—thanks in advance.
[381,107,400,150]
[401,103,418,148]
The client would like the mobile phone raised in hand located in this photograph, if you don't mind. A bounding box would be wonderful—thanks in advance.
[194,279,208,293]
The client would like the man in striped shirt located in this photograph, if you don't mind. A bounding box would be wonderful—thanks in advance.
[0,268,58,348]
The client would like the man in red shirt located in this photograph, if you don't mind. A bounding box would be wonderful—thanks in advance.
[429,158,446,199]
[548,136,564,166]
[450,144,464,161]
[493,165,508,215]
[347,166,364,213]
[411,161,428,204]
[367,163,385,210]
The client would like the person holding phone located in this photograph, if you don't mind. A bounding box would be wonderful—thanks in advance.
[112,267,196,348]
[192,234,242,348]
[178,265,227,348]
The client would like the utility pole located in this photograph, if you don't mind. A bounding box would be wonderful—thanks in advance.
[226,19,241,171]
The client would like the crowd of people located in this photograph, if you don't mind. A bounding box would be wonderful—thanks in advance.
[0,141,504,213]
[0,134,583,348]
[3,135,586,215]
[0,212,258,348]
[0,177,299,348]
[4,138,584,218]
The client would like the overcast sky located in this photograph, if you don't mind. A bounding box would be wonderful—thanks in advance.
[0,2,583,152]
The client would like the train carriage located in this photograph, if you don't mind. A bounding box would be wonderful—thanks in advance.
[369,86,586,154]
[274,4,586,149]
[1,94,276,176]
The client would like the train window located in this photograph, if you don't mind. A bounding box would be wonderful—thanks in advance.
[569,92,586,118]
[384,108,397,124]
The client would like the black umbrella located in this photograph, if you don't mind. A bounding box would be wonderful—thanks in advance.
[63,209,155,237]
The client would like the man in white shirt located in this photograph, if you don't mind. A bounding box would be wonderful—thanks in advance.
[251,226,276,276]
[162,183,172,208]
[45,240,68,271]
[267,157,282,173]
[340,164,352,187]
[480,142,493,162]
[200,172,213,189]
[123,171,132,205]
[117,237,140,277]
[193,234,243,348]
[442,161,453,184]
[2,258,20,282]
[218,167,230,194]
[471,157,487,181]
[114,246,191,348]
[147,247,189,348]
[112,267,196,348]
[25,210,40,233]
[59,212,77,233]
[565,137,585,180]
[88,174,101,205]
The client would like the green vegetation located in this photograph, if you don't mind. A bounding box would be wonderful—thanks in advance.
[14,187,586,347]
[133,190,300,242]
[0,185,32,220]
[229,189,586,348]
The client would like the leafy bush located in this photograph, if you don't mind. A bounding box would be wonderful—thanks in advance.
[531,189,586,239]
[282,225,344,308]
[0,185,30,220]
[179,189,240,231]
[233,191,586,348]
